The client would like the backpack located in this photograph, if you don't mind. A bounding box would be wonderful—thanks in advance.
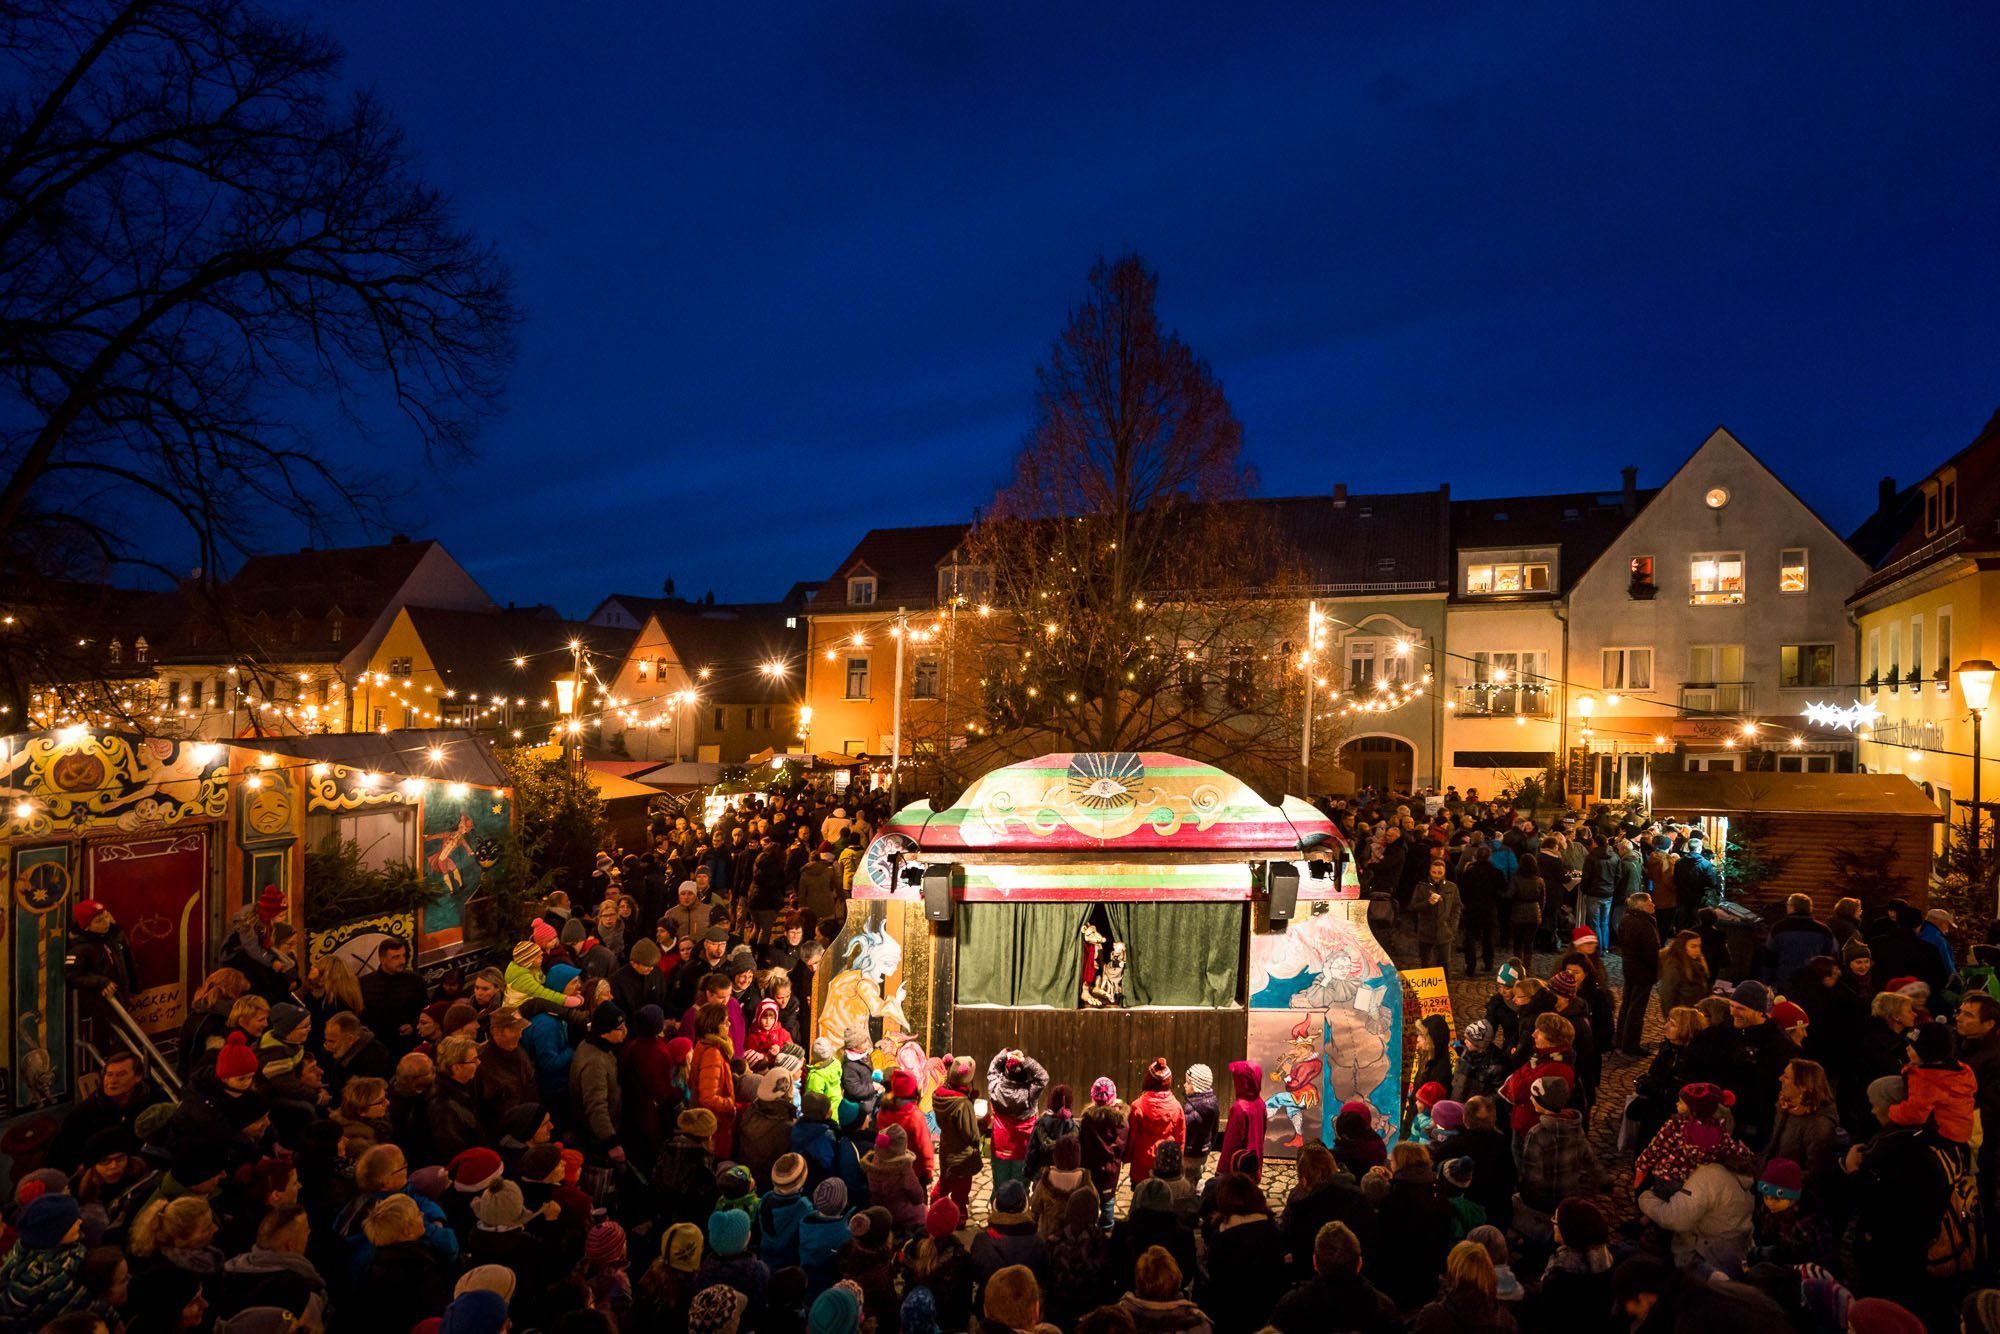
[1927,1141,1981,1278]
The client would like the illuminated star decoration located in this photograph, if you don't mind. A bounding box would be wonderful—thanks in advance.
[1802,700,1883,732]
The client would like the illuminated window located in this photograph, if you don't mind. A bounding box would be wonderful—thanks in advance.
[636,660,651,682]
[847,576,877,606]
[1602,647,1653,691]
[133,636,148,663]
[1780,644,1836,689]
[107,639,122,664]
[1630,556,1654,587]
[1690,553,1745,605]
[845,656,871,699]
[329,615,343,644]
[1466,563,1550,595]
[1779,548,1808,593]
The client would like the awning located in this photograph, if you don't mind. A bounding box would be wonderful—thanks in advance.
[586,769,661,802]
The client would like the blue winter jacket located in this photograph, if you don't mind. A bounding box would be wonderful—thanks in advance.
[757,1189,812,1268]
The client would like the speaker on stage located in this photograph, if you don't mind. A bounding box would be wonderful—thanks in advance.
[1265,860,1300,921]
[922,863,957,922]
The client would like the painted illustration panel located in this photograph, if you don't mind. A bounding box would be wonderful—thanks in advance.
[1,733,224,834]
[86,831,209,1034]
[1247,899,1402,1159]
[12,843,70,1108]
[417,788,510,955]
[820,899,941,1107]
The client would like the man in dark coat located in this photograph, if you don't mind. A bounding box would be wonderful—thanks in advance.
[1955,992,2000,1224]
[66,899,138,1048]
[1868,901,1950,998]
[359,939,428,1053]
[1615,893,1663,1055]
[1764,894,1838,985]
[1456,844,1505,974]
[48,1049,161,1169]
[1612,1256,1786,1334]
[1715,980,1794,1145]
[321,1011,395,1099]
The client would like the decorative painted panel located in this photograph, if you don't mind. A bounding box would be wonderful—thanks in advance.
[1247,899,1402,1160]
[87,831,209,1033]
[417,787,511,955]
[12,843,70,1107]
[1,733,223,835]
[308,911,416,977]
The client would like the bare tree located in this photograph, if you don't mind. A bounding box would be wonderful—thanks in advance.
[0,0,519,718]
[961,255,1318,792]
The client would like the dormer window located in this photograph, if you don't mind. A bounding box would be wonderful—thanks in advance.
[1466,562,1550,595]
[133,636,148,663]
[329,614,343,644]
[107,639,122,664]
[938,564,992,605]
[1924,481,1941,536]
[1941,467,1959,528]
[848,575,877,606]
[289,613,302,645]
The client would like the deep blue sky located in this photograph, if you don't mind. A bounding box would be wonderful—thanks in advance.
[315,3,2000,613]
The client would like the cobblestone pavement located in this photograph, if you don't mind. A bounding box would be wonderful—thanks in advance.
[957,931,1651,1220]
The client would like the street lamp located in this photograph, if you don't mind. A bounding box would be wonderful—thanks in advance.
[1956,658,1998,896]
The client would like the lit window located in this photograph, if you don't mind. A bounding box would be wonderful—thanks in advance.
[1629,557,1655,587]
[329,616,343,644]
[847,576,877,606]
[133,636,148,663]
[1602,648,1653,691]
[1779,548,1807,593]
[1780,644,1837,689]
[636,660,651,681]
[1466,563,1550,595]
[107,639,121,664]
[845,656,871,699]
[1690,553,1745,605]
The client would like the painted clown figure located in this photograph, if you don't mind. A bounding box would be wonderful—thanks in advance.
[1266,1016,1324,1148]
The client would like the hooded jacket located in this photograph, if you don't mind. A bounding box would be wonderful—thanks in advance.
[1125,1087,1186,1182]
[986,1051,1050,1162]
[1215,1061,1267,1178]
[1637,1160,1754,1272]
[876,1087,937,1183]
[1079,1100,1129,1197]
[737,1088,798,1186]
[691,1033,739,1158]
[1182,1088,1218,1157]
[862,1139,926,1232]
[934,1082,983,1180]
[1888,1060,1979,1142]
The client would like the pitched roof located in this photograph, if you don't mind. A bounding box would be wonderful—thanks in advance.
[1850,408,2000,603]
[1255,489,1453,590]
[248,729,510,788]
[1449,486,1657,596]
[1649,770,1941,820]
[225,539,438,620]
[814,523,971,611]
[402,606,636,699]
[650,604,804,703]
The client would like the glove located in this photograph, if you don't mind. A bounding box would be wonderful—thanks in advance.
[564,994,585,1008]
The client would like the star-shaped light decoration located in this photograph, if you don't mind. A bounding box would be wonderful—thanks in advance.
[1802,700,1883,731]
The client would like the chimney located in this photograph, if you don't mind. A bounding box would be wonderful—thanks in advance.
[389,533,409,544]
[1878,476,1897,512]
[1332,483,1348,507]
[1621,465,1638,517]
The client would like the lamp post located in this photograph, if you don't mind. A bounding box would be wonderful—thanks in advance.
[1956,658,1997,899]
[554,671,582,773]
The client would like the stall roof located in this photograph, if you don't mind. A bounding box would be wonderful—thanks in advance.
[586,769,662,802]
[250,730,510,788]
[1649,771,1942,820]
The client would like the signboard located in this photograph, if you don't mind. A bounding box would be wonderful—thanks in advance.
[87,831,209,1034]
[1404,966,1455,1036]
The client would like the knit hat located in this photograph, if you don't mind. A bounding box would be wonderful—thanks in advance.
[216,1031,259,1079]
[887,1067,919,1100]
[472,1180,530,1229]
[1847,1298,1927,1334]
[664,1221,704,1273]
[453,1265,517,1301]
[1758,1157,1803,1202]
[1914,1020,1957,1065]
[1867,1075,1907,1116]
[924,1196,963,1239]
[1496,960,1523,988]
[531,919,558,947]
[221,1089,270,1128]
[450,1147,504,1194]
[1441,1157,1476,1189]
[1962,1291,2000,1334]
[900,1285,938,1334]
[688,1285,748,1334]
[267,1003,309,1040]
[724,945,757,975]
[843,1019,872,1052]
[584,1220,626,1266]
[408,1165,450,1200]
[1547,970,1579,999]
[848,1205,894,1249]
[518,1142,563,1183]
[945,1053,977,1086]
[666,1035,694,1066]
[1144,1056,1172,1090]
[772,1152,807,1193]
[256,883,286,923]
[1431,1100,1465,1133]
[776,1042,806,1074]
[443,1001,480,1034]
[1460,1019,1492,1047]
[629,937,661,967]
[1679,1082,1733,1119]
[590,1001,626,1036]
[1529,1075,1570,1111]
[16,1192,80,1248]
[809,1287,863,1334]
[439,1290,510,1334]
[560,917,588,946]
[1770,1000,1809,1030]
[716,1162,755,1199]
[1052,1134,1082,1170]
[71,899,108,930]
[708,1206,752,1257]
[677,1106,718,1141]
[811,1036,838,1063]
[1090,1076,1117,1104]
[632,1004,665,1040]
[511,939,541,969]
[1415,1081,1446,1109]
[1570,925,1598,948]
[993,1179,1030,1216]
[813,1177,848,1215]
[1185,1062,1213,1094]
[1730,978,1772,1014]
[1153,1141,1185,1179]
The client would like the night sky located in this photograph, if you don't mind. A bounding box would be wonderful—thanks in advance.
[315,3,1999,613]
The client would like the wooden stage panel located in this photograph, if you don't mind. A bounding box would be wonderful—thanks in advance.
[950,1005,1247,1109]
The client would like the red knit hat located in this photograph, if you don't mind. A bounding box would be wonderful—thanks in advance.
[1547,970,1580,999]
[1679,1081,1734,1119]
[924,1196,962,1239]
[1416,1081,1447,1109]
[449,1147,504,1194]
[1570,926,1598,948]
[1771,1000,1809,1029]
[531,919,558,947]
[256,884,286,923]
[215,1032,258,1080]
[888,1068,919,1099]
[70,899,108,931]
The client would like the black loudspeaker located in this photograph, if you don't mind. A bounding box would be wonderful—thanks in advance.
[1266,861,1300,921]
[922,863,956,922]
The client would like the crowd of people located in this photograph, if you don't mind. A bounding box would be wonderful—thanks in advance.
[10,781,2000,1333]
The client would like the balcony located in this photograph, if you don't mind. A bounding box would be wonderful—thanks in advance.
[1454,683,1554,718]
[1680,682,1753,714]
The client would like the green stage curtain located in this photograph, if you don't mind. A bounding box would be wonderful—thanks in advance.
[953,902,1090,1007]
[1104,902,1245,1007]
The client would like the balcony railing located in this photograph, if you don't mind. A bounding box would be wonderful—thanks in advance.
[1454,683,1554,718]
[1680,682,1753,714]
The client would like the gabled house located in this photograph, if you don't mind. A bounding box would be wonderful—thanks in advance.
[1846,407,2000,861]
[598,600,804,763]
[360,605,634,738]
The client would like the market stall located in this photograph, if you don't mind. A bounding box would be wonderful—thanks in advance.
[828,751,1404,1159]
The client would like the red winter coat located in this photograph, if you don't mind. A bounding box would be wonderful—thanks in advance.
[1889,1061,1978,1142]
[1216,1060,1267,1180]
[1126,1088,1186,1182]
[877,1094,937,1184]
[1499,1050,1576,1137]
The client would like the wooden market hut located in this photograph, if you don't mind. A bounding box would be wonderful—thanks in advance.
[1648,770,1941,913]
[821,751,1405,1159]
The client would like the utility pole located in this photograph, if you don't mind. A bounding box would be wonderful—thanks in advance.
[1300,601,1317,795]
[889,606,906,810]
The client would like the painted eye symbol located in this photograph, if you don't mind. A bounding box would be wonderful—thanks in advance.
[1082,778,1127,800]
